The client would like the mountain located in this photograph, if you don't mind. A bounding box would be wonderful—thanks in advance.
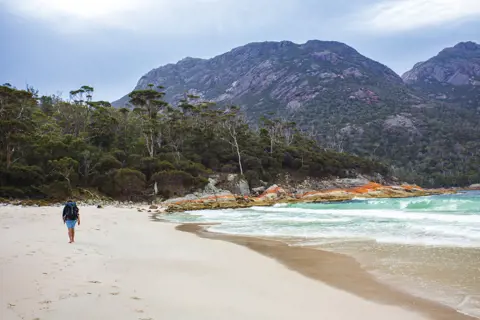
[402,41,480,108]
[113,40,480,187]
[113,40,415,112]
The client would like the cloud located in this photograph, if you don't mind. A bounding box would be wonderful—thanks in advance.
[355,0,480,33]
[0,0,138,30]
[0,0,297,35]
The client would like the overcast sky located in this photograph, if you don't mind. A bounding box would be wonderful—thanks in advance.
[1,0,479,101]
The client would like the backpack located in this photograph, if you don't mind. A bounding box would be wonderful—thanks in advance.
[64,202,79,220]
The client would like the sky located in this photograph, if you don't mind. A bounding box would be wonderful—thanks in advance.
[1,0,479,102]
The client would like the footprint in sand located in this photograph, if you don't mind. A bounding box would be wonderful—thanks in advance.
[59,293,78,300]
[131,296,141,300]
[39,300,52,311]
[89,280,101,284]
[110,292,120,296]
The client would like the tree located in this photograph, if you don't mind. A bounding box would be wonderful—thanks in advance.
[219,106,248,175]
[128,85,168,158]
[88,102,119,150]
[48,157,79,194]
[0,85,37,169]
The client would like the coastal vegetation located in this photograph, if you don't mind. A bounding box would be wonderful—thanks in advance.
[0,84,388,201]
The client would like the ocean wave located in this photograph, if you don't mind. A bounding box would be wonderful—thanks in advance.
[248,206,480,223]
[264,216,352,223]
[164,192,480,248]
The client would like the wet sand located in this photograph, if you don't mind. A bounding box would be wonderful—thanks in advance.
[316,241,480,318]
[177,223,477,320]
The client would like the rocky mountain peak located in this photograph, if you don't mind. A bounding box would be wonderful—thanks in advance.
[402,41,480,107]
[453,41,480,51]
[113,39,405,110]
[402,41,480,87]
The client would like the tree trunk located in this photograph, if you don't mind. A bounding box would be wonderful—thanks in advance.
[233,136,243,176]
[65,176,72,195]
[145,132,155,158]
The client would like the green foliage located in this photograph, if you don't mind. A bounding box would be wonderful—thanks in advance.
[0,84,390,201]
[0,186,25,198]
[112,168,146,200]
[38,181,71,199]
[96,155,123,173]
[152,170,208,198]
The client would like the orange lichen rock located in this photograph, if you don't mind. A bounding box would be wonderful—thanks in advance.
[401,184,424,191]
[162,181,453,213]
[256,185,288,201]
[349,182,383,194]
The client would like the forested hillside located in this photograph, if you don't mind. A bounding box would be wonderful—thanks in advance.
[113,40,480,187]
[0,84,388,201]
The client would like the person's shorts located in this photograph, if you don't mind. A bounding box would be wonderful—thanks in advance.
[66,220,77,229]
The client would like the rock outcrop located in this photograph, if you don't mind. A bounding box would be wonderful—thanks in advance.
[161,182,453,213]
[403,42,480,86]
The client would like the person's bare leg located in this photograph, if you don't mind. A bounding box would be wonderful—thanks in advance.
[68,228,73,243]
[71,228,75,243]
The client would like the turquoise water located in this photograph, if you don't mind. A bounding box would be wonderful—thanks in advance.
[165,191,480,317]
[166,191,480,247]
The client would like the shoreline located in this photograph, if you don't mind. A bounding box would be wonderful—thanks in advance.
[0,182,457,212]
[176,223,476,320]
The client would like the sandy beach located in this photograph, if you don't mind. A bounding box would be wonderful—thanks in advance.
[0,205,470,320]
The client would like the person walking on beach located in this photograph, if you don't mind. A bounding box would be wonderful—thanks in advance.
[63,200,80,243]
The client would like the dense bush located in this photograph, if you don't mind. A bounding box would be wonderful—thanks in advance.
[112,169,146,200]
[0,85,390,200]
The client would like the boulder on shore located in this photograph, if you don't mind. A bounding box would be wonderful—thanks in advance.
[255,185,288,201]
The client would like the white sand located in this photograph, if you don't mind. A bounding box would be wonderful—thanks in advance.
[0,205,430,320]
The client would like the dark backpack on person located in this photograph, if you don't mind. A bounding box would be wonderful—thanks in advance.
[64,202,79,220]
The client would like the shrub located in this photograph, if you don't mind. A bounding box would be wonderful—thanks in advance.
[0,186,25,198]
[152,170,207,198]
[220,163,237,173]
[38,181,71,199]
[113,168,146,200]
[157,161,175,171]
[0,165,45,187]
[176,161,211,177]
[96,155,122,174]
